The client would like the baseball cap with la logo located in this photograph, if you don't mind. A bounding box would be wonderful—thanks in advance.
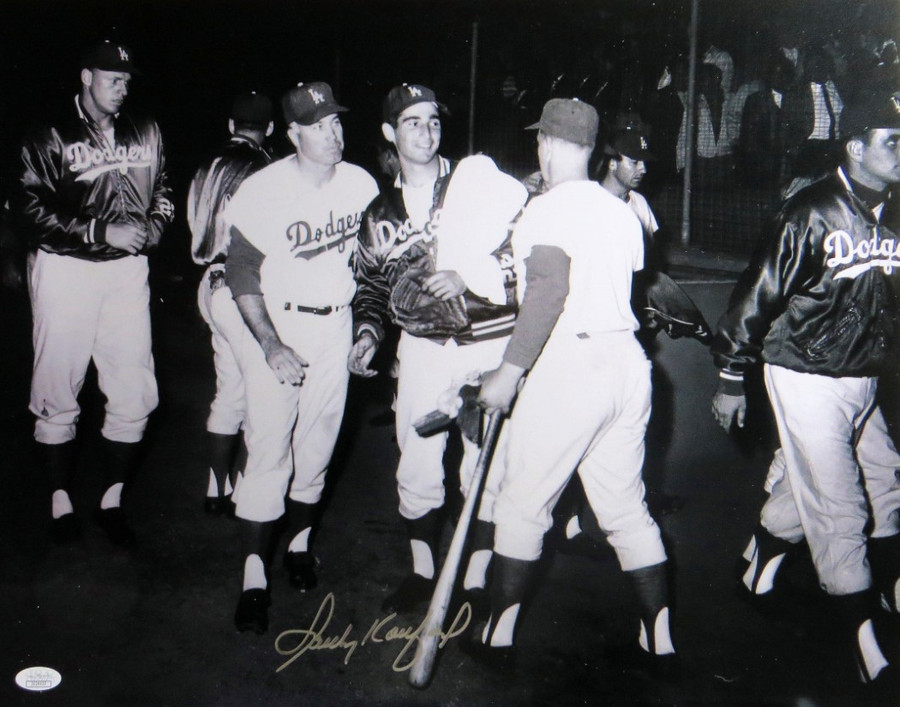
[281,82,348,126]
[80,40,141,75]
[603,126,656,161]
[382,83,449,124]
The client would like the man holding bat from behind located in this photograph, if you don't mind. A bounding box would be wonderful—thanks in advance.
[349,83,527,616]
[476,98,677,675]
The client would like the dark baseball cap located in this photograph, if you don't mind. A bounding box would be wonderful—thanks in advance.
[281,82,347,126]
[80,40,141,75]
[382,84,448,124]
[526,98,599,147]
[603,127,656,161]
[231,91,272,125]
[840,90,900,139]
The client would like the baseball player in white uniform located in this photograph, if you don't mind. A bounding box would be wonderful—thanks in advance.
[224,82,378,634]
[15,41,173,547]
[476,99,676,675]
[188,91,274,517]
[349,84,527,617]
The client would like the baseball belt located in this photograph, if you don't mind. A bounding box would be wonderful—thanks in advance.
[283,302,349,316]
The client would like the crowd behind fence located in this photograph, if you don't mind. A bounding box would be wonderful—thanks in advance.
[461,1,899,257]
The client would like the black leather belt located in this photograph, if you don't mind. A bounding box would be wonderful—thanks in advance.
[283,302,345,315]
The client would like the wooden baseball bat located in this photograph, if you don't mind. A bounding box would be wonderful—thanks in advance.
[407,410,503,689]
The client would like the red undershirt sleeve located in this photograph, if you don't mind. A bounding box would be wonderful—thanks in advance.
[503,244,571,370]
[224,226,264,297]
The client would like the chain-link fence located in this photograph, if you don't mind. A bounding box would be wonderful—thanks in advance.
[456,0,898,257]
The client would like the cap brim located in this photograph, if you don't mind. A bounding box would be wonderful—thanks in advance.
[298,104,349,125]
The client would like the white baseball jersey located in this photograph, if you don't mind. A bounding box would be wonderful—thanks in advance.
[512,180,643,336]
[224,157,378,312]
[626,190,659,239]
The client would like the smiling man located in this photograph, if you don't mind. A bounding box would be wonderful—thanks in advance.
[15,40,173,548]
[223,82,378,634]
[712,89,900,691]
[349,84,527,617]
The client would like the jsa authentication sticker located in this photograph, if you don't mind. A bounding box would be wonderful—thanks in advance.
[15,666,62,692]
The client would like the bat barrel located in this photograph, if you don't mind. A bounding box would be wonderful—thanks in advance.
[407,411,503,688]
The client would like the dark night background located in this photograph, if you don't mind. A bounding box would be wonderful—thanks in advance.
[2,0,896,272]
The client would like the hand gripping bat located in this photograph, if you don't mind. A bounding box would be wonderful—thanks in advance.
[407,410,504,689]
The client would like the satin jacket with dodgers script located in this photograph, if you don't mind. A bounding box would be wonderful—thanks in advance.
[712,167,899,389]
[15,95,173,261]
[353,157,520,346]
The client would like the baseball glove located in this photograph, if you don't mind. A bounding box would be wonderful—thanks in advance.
[390,253,469,338]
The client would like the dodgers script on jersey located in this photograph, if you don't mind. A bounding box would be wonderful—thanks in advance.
[224,157,378,309]
[512,180,643,336]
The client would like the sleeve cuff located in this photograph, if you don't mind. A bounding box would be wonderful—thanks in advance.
[355,322,382,343]
[717,373,745,396]
[85,219,107,245]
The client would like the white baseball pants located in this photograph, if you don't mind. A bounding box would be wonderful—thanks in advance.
[232,306,351,522]
[761,364,900,595]
[493,331,666,570]
[394,332,509,521]
[197,265,246,435]
[29,250,157,445]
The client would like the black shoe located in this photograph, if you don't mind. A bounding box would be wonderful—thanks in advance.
[284,551,318,592]
[461,632,517,671]
[607,642,680,683]
[381,573,435,614]
[235,588,270,634]
[204,495,235,518]
[52,513,82,545]
[93,507,136,547]
[459,587,491,624]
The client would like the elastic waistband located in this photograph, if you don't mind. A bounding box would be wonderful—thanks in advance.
[283,302,349,316]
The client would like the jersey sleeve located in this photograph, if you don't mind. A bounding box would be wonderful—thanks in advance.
[503,244,571,369]
[225,226,264,297]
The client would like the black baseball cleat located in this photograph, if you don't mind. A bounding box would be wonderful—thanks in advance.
[460,587,491,624]
[93,507,137,547]
[204,494,235,518]
[51,513,83,545]
[284,551,318,592]
[381,573,435,614]
[460,631,517,671]
[235,588,270,634]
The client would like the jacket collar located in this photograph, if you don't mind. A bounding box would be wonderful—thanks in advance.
[74,94,119,125]
[392,155,451,189]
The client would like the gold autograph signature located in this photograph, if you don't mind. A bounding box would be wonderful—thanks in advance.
[274,592,471,672]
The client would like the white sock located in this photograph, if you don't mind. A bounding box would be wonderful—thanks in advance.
[51,489,74,519]
[206,469,218,497]
[100,482,123,510]
[242,554,267,591]
[411,539,435,579]
[565,515,582,539]
[463,549,492,590]
[858,619,889,682]
[639,607,675,655]
[288,527,312,553]
[482,604,520,647]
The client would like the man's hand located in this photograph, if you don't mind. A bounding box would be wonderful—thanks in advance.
[712,391,747,431]
[478,362,525,415]
[105,223,148,255]
[263,341,309,386]
[422,270,466,301]
[348,332,379,378]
